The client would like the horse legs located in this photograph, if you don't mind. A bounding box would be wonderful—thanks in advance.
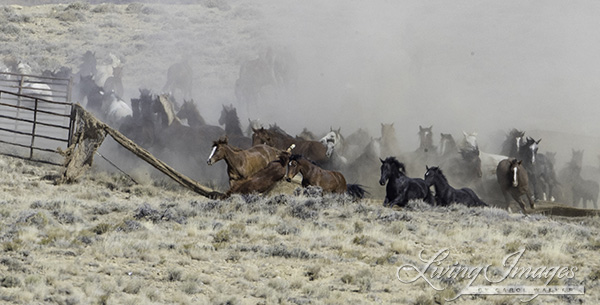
[501,190,512,210]
[526,191,535,209]
[509,192,526,213]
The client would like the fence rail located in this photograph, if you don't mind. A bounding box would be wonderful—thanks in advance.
[0,72,74,165]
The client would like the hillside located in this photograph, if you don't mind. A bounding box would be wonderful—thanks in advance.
[0,3,599,304]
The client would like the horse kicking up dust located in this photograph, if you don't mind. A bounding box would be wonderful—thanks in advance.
[424,166,487,207]
[285,154,365,198]
[496,158,535,213]
[379,157,433,207]
[207,136,282,187]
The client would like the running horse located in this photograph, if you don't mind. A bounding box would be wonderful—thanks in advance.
[379,157,433,207]
[252,127,329,166]
[207,136,282,187]
[496,158,535,213]
[424,166,487,207]
[223,146,294,197]
[285,154,366,198]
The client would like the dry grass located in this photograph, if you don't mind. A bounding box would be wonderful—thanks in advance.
[0,2,599,304]
[0,155,597,304]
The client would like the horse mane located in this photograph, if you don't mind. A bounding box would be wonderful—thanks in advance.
[382,156,406,174]
[427,166,449,183]
[289,154,318,165]
[268,124,294,138]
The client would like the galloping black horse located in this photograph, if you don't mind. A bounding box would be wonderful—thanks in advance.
[424,166,487,207]
[379,157,433,207]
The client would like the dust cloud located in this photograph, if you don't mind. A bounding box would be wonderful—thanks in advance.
[244,0,600,165]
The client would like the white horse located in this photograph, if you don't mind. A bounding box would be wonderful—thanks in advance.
[95,53,122,87]
[103,91,132,127]
[460,131,508,182]
[320,128,345,159]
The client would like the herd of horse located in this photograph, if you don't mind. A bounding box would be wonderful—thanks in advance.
[4,51,599,213]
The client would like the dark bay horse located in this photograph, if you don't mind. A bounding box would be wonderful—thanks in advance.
[252,127,329,166]
[379,157,432,207]
[285,154,365,198]
[424,166,487,207]
[500,128,526,158]
[207,136,282,187]
[518,137,542,200]
[219,104,252,149]
[177,99,206,128]
[496,158,535,213]
[78,74,105,114]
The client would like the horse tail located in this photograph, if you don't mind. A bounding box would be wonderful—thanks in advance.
[470,193,488,207]
[473,198,488,207]
[347,184,367,199]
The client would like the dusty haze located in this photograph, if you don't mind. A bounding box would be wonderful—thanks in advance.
[2,0,600,167]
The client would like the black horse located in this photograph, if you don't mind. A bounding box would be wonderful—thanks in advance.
[424,166,487,207]
[379,157,433,207]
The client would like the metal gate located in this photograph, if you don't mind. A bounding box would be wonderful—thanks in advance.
[0,72,74,166]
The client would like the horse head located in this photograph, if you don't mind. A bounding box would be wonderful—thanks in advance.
[521,137,541,164]
[379,157,405,185]
[285,154,303,182]
[509,159,523,187]
[424,166,444,186]
[418,125,434,152]
[207,136,228,165]
[252,127,271,146]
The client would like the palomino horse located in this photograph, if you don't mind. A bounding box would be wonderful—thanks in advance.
[379,157,432,207]
[285,154,365,198]
[207,136,282,187]
[496,158,535,212]
[252,127,329,166]
[424,166,487,207]
[219,104,252,149]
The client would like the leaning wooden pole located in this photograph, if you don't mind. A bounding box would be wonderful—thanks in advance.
[61,104,222,198]
[103,122,220,198]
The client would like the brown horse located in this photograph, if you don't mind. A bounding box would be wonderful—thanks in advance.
[496,158,535,213]
[223,150,292,197]
[285,154,365,198]
[252,127,329,166]
[207,136,281,186]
